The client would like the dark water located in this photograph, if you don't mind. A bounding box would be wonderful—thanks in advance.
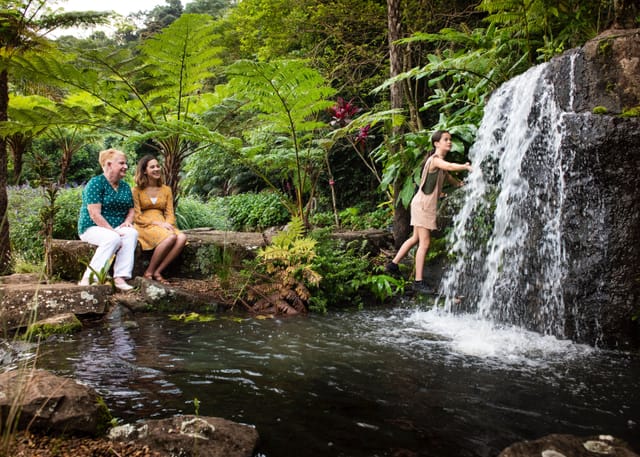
[35,307,640,457]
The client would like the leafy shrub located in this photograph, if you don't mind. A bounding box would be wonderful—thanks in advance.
[53,187,83,239]
[309,206,392,230]
[9,186,82,264]
[8,186,45,263]
[309,211,336,228]
[309,228,375,310]
[175,195,229,230]
[176,193,289,231]
[224,192,289,231]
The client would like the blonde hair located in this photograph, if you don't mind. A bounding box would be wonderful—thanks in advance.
[98,148,126,168]
[135,154,164,189]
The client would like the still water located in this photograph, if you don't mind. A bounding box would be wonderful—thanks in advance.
[36,305,640,457]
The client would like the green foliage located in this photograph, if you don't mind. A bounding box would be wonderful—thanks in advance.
[85,255,115,287]
[194,244,233,280]
[352,273,405,303]
[309,229,377,309]
[181,143,261,198]
[338,206,392,230]
[258,217,321,287]
[170,312,216,323]
[223,59,336,224]
[477,0,614,62]
[592,106,608,114]
[175,196,227,230]
[8,187,45,263]
[174,193,290,231]
[8,185,83,265]
[224,192,290,231]
[621,106,640,118]
[52,187,83,238]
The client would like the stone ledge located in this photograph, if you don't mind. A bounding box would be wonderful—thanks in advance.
[0,282,111,332]
[48,228,394,282]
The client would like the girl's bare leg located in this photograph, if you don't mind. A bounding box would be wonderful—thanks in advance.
[143,234,177,279]
[414,227,431,281]
[154,232,187,278]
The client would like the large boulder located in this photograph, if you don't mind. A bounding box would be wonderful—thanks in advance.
[549,28,640,346]
[0,369,112,436]
[0,282,111,333]
[109,414,259,457]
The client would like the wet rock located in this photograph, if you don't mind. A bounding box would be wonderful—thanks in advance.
[109,414,259,457]
[129,277,220,312]
[0,283,111,334]
[498,433,639,457]
[0,369,112,436]
[547,28,640,347]
[26,312,83,337]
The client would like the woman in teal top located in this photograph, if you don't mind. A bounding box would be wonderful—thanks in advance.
[78,148,138,291]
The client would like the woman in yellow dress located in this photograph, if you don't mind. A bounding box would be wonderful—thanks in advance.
[132,155,187,284]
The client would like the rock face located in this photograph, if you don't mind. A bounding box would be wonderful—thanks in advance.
[109,415,259,457]
[0,369,111,436]
[548,29,640,347]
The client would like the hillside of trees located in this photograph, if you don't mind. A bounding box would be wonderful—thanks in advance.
[1,0,636,275]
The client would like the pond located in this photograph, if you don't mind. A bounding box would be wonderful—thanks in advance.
[35,305,640,457]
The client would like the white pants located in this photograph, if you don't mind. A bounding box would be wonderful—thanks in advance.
[79,226,138,282]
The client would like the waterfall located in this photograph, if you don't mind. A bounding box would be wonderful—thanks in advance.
[439,58,577,339]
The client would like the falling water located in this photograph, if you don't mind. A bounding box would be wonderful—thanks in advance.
[439,56,579,338]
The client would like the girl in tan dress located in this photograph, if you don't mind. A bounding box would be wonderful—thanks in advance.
[386,130,472,293]
[133,155,187,284]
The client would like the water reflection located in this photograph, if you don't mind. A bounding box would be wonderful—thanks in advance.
[35,308,640,457]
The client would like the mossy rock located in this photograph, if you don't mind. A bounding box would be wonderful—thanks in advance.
[25,313,82,339]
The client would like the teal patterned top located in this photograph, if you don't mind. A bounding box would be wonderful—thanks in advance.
[78,174,134,235]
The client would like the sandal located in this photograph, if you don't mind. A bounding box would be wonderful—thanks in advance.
[153,274,170,285]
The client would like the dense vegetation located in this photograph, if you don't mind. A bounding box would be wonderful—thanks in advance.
[1,0,635,309]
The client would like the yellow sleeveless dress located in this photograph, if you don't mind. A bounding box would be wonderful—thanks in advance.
[132,185,182,250]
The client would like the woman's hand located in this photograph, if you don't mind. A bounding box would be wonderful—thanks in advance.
[155,221,175,231]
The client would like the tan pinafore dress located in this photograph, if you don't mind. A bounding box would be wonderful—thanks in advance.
[410,156,445,230]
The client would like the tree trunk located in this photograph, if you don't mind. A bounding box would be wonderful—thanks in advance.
[387,0,410,248]
[0,70,13,274]
[613,0,637,29]
[158,136,183,205]
[7,133,28,185]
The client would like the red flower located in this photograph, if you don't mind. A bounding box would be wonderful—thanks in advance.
[329,97,361,127]
[355,124,370,144]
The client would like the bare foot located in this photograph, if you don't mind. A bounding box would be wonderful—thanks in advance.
[152,274,170,285]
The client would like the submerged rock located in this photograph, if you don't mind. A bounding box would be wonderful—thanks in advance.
[498,433,639,456]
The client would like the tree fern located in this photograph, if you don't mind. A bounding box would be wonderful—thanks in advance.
[224,59,336,225]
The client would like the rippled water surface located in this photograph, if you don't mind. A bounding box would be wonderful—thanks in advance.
[36,307,640,457]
